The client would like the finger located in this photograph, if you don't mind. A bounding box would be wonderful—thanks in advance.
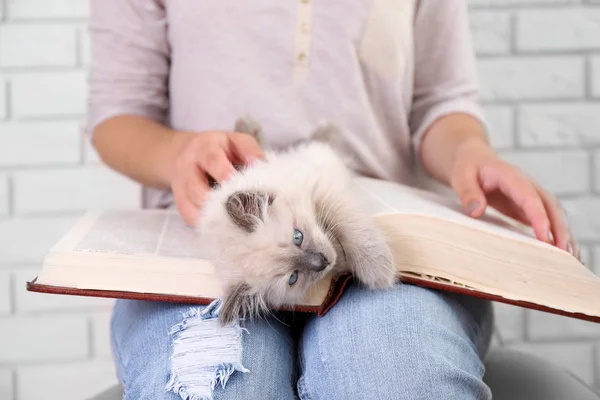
[485,190,530,224]
[228,132,266,165]
[199,145,237,183]
[172,179,200,227]
[184,167,211,209]
[534,183,574,254]
[481,166,552,243]
[450,165,488,218]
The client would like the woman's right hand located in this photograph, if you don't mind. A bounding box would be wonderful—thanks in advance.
[170,131,265,227]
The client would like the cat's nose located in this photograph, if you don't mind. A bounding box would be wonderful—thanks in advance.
[306,252,329,272]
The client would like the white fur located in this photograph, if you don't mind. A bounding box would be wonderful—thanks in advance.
[196,121,397,325]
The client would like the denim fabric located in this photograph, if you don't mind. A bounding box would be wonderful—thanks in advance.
[111,282,493,400]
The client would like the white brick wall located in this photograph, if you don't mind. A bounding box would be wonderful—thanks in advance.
[579,244,593,266]
[0,121,81,166]
[560,197,600,241]
[0,3,136,397]
[0,271,11,315]
[0,77,7,119]
[0,315,89,363]
[17,361,117,400]
[0,24,78,67]
[0,173,8,216]
[13,166,141,214]
[596,151,600,191]
[91,312,114,359]
[478,57,585,100]
[474,0,600,388]
[519,103,600,147]
[6,0,89,19]
[0,217,80,264]
[500,150,590,195]
[516,9,600,51]
[11,71,87,118]
[1,0,599,398]
[0,370,13,400]
[593,56,600,97]
[482,106,515,149]
[470,11,511,55]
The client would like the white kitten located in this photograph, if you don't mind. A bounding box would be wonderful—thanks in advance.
[197,116,397,325]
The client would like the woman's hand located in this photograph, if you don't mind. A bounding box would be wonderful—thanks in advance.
[92,115,264,228]
[169,131,265,227]
[449,138,580,259]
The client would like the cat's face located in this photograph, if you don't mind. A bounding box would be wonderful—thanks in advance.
[208,190,338,325]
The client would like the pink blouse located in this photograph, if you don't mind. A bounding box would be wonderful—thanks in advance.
[87,0,485,208]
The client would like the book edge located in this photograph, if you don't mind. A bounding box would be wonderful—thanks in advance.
[26,274,600,324]
[398,274,600,324]
[25,278,324,314]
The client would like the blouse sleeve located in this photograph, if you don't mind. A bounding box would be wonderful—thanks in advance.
[86,0,170,136]
[409,0,488,154]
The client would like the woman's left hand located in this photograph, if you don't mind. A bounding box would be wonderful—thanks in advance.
[448,139,580,260]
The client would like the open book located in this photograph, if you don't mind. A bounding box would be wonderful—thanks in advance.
[27,177,600,323]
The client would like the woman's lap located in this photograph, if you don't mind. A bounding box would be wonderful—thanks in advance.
[111,282,494,400]
[298,282,494,400]
[111,300,299,400]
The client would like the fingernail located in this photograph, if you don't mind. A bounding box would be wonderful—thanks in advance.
[467,201,480,216]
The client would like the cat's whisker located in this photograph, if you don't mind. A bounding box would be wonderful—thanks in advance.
[264,307,291,328]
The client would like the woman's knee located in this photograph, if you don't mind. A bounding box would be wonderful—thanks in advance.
[111,300,189,399]
[111,300,298,400]
[298,282,493,400]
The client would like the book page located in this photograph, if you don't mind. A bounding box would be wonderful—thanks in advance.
[158,214,207,259]
[375,212,600,318]
[67,210,206,260]
[73,210,166,256]
[353,177,545,247]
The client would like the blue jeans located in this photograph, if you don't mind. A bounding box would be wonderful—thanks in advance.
[111,282,494,399]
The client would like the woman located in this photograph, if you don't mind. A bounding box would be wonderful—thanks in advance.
[88,1,577,399]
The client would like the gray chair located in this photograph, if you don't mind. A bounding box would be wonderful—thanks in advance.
[88,345,600,400]
[89,386,122,400]
[483,347,599,400]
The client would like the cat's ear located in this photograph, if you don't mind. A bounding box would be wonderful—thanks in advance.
[219,282,251,326]
[310,121,342,145]
[225,191,275,233]
[234,115,264,146]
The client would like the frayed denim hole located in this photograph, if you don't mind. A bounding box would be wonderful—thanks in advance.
[296,375,313,400]
[165,299,250,400]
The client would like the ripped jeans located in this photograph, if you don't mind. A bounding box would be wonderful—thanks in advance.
[111,281,494,400]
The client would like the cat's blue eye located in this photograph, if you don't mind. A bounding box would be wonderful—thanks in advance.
[289,271,299,286]
[293,229,303,247]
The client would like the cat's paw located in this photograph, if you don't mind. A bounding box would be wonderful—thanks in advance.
[352,247,397,289]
